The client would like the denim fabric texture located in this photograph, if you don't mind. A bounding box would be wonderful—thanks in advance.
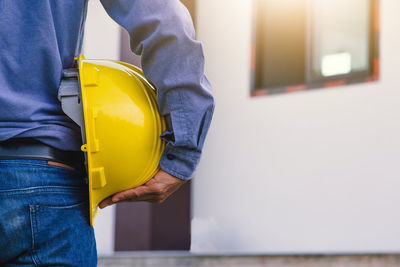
[0,160,97,266]
[0,0,214,180]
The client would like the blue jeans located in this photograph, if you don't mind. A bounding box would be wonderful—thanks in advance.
[0,159,97,266]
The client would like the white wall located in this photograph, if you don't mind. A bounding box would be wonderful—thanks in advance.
[83,0,121,256]
[193,0,400,254]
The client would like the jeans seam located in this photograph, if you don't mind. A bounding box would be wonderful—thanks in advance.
[39,201,86,210]
[29,205,40,266]
[0,186,86,196]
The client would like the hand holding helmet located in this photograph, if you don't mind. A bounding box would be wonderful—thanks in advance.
[99,169,186,208]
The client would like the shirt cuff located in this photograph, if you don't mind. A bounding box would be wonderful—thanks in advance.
[159,143,201,181]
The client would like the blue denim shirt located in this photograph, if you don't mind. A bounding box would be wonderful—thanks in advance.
[0,0,214,180]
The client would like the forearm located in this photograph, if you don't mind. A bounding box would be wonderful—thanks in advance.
[101,0,215,180]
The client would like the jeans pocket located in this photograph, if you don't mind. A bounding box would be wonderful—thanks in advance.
[29,201,97,267]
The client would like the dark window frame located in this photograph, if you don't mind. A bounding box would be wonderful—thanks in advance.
[251,0,380,97]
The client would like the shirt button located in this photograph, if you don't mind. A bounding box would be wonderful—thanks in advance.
[167,154,176,160]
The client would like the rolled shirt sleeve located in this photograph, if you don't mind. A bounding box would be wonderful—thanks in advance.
[100,0,215,180]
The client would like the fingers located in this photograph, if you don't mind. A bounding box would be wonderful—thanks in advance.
[98,170,186,209]
[112,185,152,202]
[99,184,160,209]
[113,183,171,204]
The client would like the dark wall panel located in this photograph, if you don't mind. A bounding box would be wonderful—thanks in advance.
[151,182,191,250]
[114,202,152,251]
[114,183,191,251]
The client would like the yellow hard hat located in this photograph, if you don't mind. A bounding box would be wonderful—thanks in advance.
[59,54,166,226]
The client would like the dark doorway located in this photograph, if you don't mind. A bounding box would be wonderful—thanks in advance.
[114,183,191,251]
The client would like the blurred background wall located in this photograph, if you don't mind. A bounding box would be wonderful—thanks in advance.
[193,0,400,254]
[83,0,400,256]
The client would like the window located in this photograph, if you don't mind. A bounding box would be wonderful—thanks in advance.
[251,0,379,96]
